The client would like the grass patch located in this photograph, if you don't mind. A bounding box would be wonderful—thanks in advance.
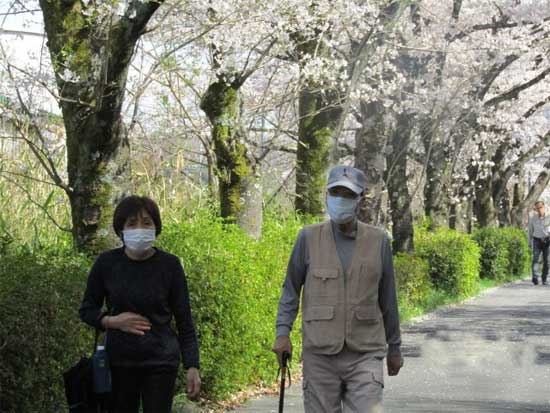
[399,274,525,323]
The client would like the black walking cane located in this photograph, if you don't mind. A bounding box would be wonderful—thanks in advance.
[278,351,291,413]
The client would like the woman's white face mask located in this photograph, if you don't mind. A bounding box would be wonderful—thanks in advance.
[326,194,359,224]
[122,229,156,253]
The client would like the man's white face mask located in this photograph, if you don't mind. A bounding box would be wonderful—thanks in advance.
[122,229,156,253]
[326,194,359,224]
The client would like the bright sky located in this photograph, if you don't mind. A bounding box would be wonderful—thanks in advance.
[1,1,44,58]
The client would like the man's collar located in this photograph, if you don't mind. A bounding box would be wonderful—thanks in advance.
[331,219,358,239]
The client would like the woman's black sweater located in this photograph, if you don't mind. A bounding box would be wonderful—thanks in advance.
[79,247,200,369]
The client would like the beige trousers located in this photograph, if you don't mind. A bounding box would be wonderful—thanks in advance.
[302,346,384,413]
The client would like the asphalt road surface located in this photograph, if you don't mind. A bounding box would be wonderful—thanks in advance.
[235,279,550,412]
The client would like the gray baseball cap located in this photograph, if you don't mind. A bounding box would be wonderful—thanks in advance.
[326,165,366,195]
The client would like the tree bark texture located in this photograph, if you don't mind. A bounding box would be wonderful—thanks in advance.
[386,112,414,253]
[511,159,550,227]
[490,132,550,226]
[512,169,525,208]
[497,188,512,227]
[473,174,498,227]
[200,78,262,239]
[39,0,162,253]
[354,100,387,226]
[295,40,343,216]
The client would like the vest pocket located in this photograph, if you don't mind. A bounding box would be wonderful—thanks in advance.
[308,268,339,297]
[303,305,338,350]
[355,304,381,324]
[304,305,334,321]
[350,304,385,350]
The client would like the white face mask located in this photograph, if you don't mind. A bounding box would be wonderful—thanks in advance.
[122,229,156,253]
[326,194,359,224]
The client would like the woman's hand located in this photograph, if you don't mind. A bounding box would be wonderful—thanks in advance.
[102,312,151,335]
[186,367,201,400]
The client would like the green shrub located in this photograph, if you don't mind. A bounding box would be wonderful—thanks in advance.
[499,227,530,278]
[472,228,510,281]
[471,227,530,281]
[158,210,303,401]
[415,227,480,297]
[393,253,432,307]
[7,212,527,409]
[0,210,305,408]
[0,248,92,413]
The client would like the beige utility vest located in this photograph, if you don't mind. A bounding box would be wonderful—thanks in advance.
[301,220,386,354]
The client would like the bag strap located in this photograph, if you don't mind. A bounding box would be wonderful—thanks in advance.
[92,328,100,355]
[93,310,110,355]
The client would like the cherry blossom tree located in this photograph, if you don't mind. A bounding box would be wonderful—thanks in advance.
[37,0,164,252]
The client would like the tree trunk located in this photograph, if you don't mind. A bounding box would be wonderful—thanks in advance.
[449,203,458,230]
[449,199,472,232]
[498,187,512,227]
[386,112,414,253]
[295,40,342,216]
[355,100,387,225]
[512,168,525,208]
[200,78,262,239]
[39,0,162,253]
[474,175,498,227]
[511,160,550,227]
[492,132,550,226]
[422,131,450,229]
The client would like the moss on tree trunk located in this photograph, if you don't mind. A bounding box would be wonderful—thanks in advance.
[200,78,262,238]
[295,40,342,216]
[39,0,162,253]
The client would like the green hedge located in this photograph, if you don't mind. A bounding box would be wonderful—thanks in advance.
[472,227,530,281]
[393,253,432,307]
[472,228,510,281]
[0,248,92,413]
[3,212,529,410]
[0,213,303,409]
[500,227,531,278]
[157,211,303,401]
[415,228,480,297]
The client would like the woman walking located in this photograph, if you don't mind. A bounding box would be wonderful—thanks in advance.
[79,195,200,412]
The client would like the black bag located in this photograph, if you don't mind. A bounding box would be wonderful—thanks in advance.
[63,356,98,413]
[63,330,107,413]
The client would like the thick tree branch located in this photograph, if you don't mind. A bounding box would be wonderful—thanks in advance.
[475,54,520,100]
[493,131,550,202]
[129,1,166,38]
[485,66,550,107]
[451,16,550,42]
[523,95,550,119]
[520,157,550,207]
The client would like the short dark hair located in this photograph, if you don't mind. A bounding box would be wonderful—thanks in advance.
[113,196,162,238]
[535,201,545,206]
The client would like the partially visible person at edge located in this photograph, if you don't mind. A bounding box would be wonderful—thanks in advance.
[272,165,403,413]
[528,200,550,286]
[79,195,201,413]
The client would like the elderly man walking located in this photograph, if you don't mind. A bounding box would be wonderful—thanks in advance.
[272,165,402,413]
[528,200,550,285]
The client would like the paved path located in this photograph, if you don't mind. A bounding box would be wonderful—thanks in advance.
[234,279,550,412]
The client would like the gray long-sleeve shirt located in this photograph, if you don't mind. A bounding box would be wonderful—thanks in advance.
[528,213,550,247]
[275,221,402,357]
